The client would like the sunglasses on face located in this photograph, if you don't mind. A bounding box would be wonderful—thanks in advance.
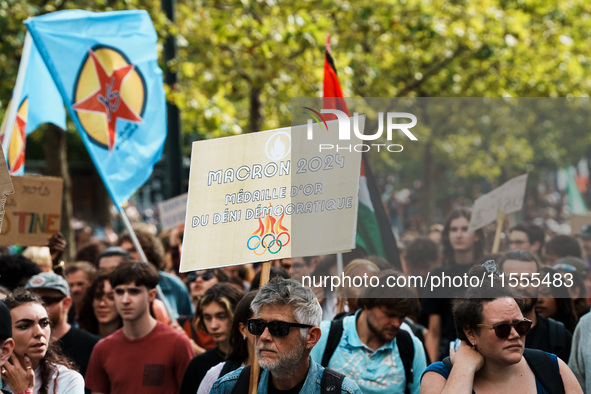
[187,272,214,282]
[476,319,532,338]
[247,318,313,337]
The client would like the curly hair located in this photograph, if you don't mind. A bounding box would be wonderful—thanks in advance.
[4,289,77,394]
[78,273,123,335]
[119,227,165,270]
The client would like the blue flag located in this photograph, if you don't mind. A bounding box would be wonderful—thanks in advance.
[23,10,166,208]
[1,32,66,175]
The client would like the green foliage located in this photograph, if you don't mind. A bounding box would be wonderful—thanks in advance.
[2,0,591,216]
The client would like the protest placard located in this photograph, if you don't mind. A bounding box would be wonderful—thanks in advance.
[180,119,362,272]
[0,145,14,230]
[158,193,188,231]
[0,175,63,246]
[571,213,591,235]
[469,173,528,232]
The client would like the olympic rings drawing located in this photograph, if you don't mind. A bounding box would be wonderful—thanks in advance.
[247,232,291,255]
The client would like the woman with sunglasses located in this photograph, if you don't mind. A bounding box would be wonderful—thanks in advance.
[3,289,84,394]
[197,291,257,394]
[179,283,244,394]
[420,266,582,394]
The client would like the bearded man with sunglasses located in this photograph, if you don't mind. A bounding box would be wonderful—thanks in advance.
[211,278,361,394]
[86,262,194,394]
[25,272,99,381]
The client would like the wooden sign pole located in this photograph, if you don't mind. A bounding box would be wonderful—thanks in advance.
[249,260,271,394]
[491,208,506,254]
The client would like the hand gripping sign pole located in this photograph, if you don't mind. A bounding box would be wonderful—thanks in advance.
[491,208,507,254]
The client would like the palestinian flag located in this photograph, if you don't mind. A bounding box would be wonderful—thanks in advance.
[323,35,401,269]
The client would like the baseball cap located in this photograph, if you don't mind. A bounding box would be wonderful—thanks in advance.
[553,257,590,278]
[577,224,591,240]
[25,272,70,297]
[0,300,11,338]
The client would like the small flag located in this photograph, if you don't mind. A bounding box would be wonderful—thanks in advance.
[322,34,401,269]
[22,10,166,208]
[567,166,588,214]
[0,32,66,175]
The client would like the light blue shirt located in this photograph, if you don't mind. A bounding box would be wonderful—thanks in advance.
[310,311,427,394]
[210,358,361,394]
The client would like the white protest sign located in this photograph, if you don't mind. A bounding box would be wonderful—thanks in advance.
[469,173,528,232]
[158,193,187,231]
[180,119,362,272]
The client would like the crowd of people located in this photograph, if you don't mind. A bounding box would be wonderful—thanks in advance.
[0,206,590,393]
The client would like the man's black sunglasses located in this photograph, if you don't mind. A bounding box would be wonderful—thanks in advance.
[186,272,214,282]
[477,319,532,338]
[248,319,313,337]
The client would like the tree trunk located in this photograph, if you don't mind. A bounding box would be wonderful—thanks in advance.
[249,86,263,133]
[44,124,75,261]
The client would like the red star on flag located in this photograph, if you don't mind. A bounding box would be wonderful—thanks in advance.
[73,49,142,151]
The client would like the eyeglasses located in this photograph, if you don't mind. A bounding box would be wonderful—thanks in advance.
[187,272,214,282]
[248,318,313,337]
[477,319,532,338]
[41,295,65,305]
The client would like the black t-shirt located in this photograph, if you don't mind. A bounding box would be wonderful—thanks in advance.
[421,263,475,359]
[57,326,100,377]
[268,378,305,394]
[525,314,572,362]
[179,346,225,394]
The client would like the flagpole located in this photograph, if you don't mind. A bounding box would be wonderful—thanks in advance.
[117,203,174,319]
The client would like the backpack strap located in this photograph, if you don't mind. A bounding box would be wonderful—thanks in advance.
[396,330,415,394]
[230,365,260,394]
[523,348,565,394]
[442,356,453,373]
[547,317,566,358]
[320,368,345,394]
[322,318,345,367]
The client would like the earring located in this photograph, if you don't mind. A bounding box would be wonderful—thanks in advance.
[243,335,246,340]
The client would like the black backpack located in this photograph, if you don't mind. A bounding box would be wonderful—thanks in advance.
[230,364,345,394]
[441,348,564,394]
[321,316,415,394]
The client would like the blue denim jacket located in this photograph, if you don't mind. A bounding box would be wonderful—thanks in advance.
[210,358,361,394]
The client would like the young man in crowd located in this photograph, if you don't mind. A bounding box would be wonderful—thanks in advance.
[86,262,194,393]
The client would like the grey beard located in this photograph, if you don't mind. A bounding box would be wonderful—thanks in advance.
[257,342,305,372]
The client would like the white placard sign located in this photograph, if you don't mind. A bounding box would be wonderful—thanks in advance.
[469,173,528,232]
[158,193,188,231]
[180,120,363,272]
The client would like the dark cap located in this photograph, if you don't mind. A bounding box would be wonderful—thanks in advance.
[0,300,11,338]
[554,257,590,277]
[577,224,591,240]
